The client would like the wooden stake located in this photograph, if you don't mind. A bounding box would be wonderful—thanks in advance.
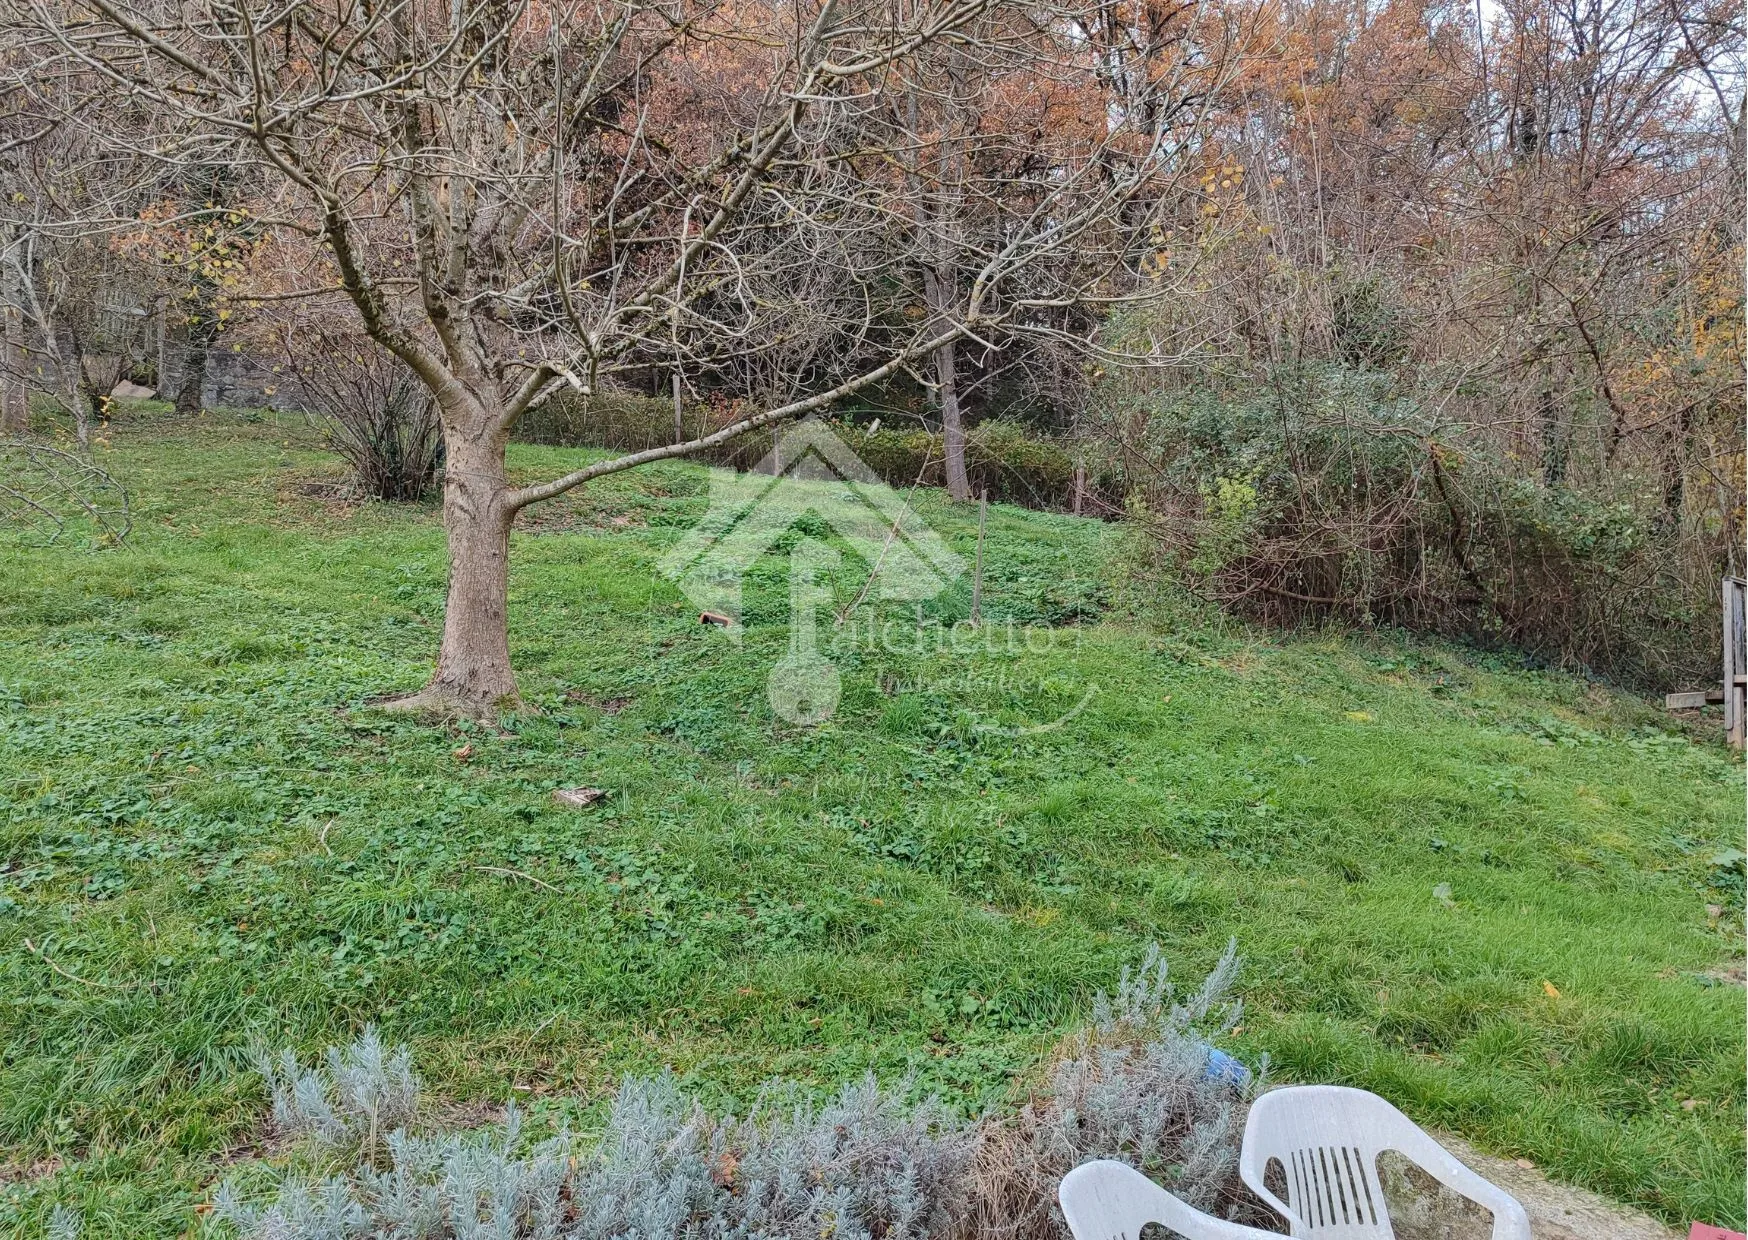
[971,488,987,624]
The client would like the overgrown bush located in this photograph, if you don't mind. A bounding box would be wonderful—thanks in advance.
[282,323,442,501]
[215,944,1273,1240]
[1098,362,1727,689]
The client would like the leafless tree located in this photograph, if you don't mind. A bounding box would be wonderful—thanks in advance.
[1,228,136,449]
[0,72,164,448]
[4,0,1234,716]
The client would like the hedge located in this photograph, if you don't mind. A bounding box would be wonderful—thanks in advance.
[515,391,1118,513]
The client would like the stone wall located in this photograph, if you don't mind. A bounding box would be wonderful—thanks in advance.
[157,346,310,413]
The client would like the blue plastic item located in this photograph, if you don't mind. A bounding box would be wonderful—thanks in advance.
[1201,1045,1251,1087]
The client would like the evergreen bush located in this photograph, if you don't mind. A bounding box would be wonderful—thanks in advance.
[514,392,1104,515]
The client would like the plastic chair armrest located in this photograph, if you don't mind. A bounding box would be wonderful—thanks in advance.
[1060,1160,1287,1240]
[1387,1128,1532,1240]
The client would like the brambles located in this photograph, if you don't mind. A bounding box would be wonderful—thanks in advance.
[1097,364,1730,689]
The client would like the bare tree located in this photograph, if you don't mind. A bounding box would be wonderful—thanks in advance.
[1,228,134,449]
[0,66,165,448]
[5,0,1230,716]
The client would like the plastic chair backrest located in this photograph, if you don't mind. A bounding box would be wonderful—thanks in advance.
[1237,1086,1531,1240]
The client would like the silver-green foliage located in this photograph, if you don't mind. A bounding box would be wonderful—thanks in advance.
[217,946,1255,1240]
[253,1026,419,1159]
[218,1071,975,1240]
[967,939,1268,1239]
[1049,940,1259,1209]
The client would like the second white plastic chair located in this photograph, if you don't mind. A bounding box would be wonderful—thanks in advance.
[1059,1159,1285,1240]
[1237,1085,1530,1239]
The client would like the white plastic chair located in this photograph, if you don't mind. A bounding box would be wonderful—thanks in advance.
[1059,1159,1286,1240]
[1238,1086,1530,1239]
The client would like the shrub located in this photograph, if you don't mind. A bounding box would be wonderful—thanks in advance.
[970,941,1273,1240]
[516,390,726,455]
[215,944,1270,1240]
[254,1026,418,1162]
[1097,362,1725,689]
[839,420,1082,507]
[282,323,442,501]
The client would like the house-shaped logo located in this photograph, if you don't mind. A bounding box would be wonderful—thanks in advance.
[659,418,965,632]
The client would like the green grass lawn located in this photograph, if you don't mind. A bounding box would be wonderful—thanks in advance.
[1,407,1742,1237]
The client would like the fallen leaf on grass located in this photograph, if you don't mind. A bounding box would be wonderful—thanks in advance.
[1542,980,1561,998]
[553,787,607,808]
[452,743,474,762]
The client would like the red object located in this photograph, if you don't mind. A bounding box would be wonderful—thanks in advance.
[1688,1225,1747,1240]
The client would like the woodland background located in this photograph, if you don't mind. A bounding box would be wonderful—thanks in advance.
[2,0,1743,690]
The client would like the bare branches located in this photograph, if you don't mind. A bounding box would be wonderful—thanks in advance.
[508,323,965,509]
[4,0,1219,441]
[0,0,1249,710]
[0,439,131,545]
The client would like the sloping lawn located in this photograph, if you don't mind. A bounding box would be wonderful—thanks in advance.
[1,408,1742,1236]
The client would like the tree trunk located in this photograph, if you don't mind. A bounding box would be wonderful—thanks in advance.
[1657,403,1695,535]
[64,375,91,449]
[153,295,169,396]
[1537,381,1567,486]
[56,324,91,449]
[935,339,971,502]
[1,305,25,433]
[387,428,522,717]
[920,244,970,502]
[175,320,212,416]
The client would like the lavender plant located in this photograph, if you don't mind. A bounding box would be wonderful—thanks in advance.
[969,939,1274,1240]
[46,1206,82,1240]
[1040,939,1263,1209]
[217,946,1268,1240]
[251,1025,418,1162]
